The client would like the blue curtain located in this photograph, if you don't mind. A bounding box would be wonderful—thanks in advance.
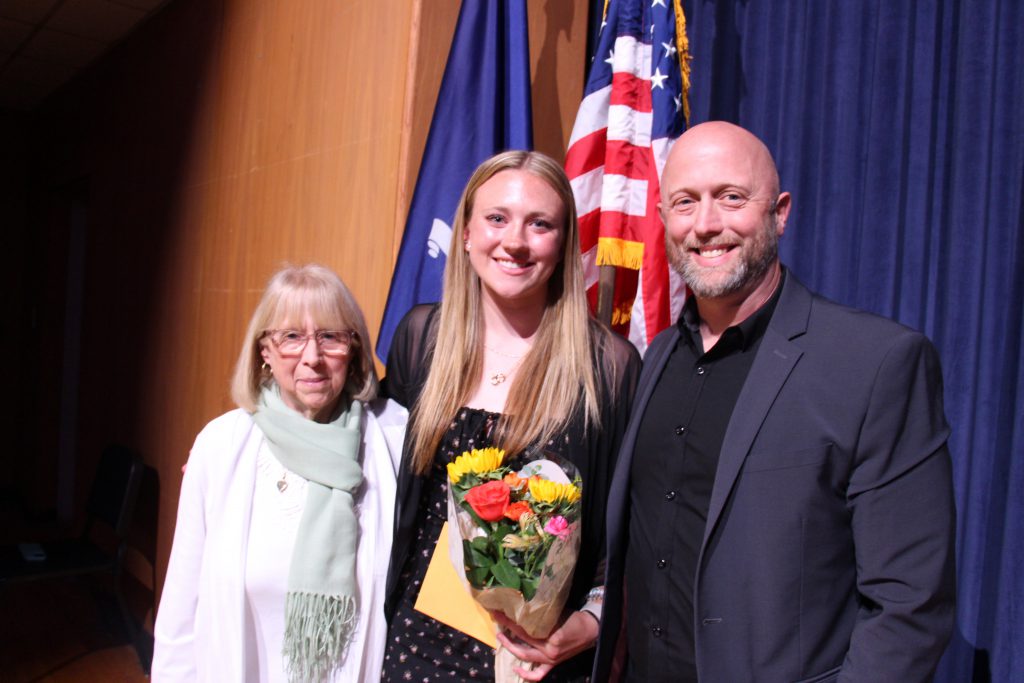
[660,1,1022,679]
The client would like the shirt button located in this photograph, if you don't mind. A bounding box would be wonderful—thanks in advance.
[665,490,676,501]
[696,366,706,375]
[675,425,685,435]
[657,559,667,569]
[652,626,663,638]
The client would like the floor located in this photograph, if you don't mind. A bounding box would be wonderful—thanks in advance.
[0,577,149,682]
[0,495,150,682]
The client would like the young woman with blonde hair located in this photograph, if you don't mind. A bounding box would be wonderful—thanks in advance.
[382,151,640,681]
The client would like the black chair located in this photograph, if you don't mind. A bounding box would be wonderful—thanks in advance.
[0,444,145,670]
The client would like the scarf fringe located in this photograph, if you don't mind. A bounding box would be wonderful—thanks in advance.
[283,591,357,682]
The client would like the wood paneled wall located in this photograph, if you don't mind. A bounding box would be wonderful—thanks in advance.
[18,0,588,623]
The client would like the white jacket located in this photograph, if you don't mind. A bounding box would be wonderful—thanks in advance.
[152,399,407,682]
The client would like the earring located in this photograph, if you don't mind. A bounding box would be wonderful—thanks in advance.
[261,361,269,372]
[464,241,471,252]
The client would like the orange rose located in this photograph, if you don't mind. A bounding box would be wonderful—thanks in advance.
[503,501,533,522]
[464,480,511,522]
[503,472,527,490]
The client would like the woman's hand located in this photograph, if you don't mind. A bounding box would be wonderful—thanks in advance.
[493,610,599,681]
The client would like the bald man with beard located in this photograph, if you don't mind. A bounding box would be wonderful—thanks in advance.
[594,122,956,683]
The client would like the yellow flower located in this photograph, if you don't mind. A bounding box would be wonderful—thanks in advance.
[528,477,581,505]
[447,447,505,484]
[501,533,542,551]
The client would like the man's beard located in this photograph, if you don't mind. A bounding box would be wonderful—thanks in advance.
[666,219,779,299]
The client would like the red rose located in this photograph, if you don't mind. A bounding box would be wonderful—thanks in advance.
[503,501,533,522]
[464,480,511,522]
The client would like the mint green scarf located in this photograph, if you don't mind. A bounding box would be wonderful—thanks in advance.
[252,385,363,682]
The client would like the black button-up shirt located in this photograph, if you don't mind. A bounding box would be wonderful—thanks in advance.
[624,279,782,682]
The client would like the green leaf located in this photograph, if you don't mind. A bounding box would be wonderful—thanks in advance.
[491,559,521,590]
[494,521,516,538]
[461,539,477,563]
[521,577,538,601]
[466,566,490,587]
[468,545,493,567]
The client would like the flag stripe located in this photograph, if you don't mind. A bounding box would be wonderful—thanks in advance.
[567,86,611,149]
[565,130,609,178]
[570,166,607,217]
[600,174,649,217]
[609,72,653,112]
[608,104,653,147]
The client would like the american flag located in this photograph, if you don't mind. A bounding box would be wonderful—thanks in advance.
[565,0,690,353]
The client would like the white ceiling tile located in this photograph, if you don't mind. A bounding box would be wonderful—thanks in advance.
[0,18,33,52]
[23,28,107,66]
[0,0,170,109]
[49,0,147,43]
[112,0,170,12]
[0,0,63,25]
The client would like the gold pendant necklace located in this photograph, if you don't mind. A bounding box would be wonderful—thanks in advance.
[484,343,526,386]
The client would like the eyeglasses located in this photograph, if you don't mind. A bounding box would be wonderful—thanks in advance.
[264,329,356,356]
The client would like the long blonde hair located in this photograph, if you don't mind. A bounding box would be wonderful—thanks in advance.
[230,263,378,412]
[408,151,605,474]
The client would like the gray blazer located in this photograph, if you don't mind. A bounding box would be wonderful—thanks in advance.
[595,270,956,683]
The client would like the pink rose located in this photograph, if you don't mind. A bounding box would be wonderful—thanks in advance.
[465,480,511,522]
[544,515,570,538]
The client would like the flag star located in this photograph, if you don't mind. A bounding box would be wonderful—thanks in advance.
[674,94,683,112]
[662,41,677,59]
[652,0,667,7]
[605,49,615,66]
[650,23,656,35]
[651,67,668,90]
[601,19,607,31]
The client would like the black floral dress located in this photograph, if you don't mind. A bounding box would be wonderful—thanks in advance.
[381,408,571,681]
[381,304,641,682]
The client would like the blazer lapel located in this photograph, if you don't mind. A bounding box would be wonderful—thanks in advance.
[607,325,680,545]
[701,273,812,547]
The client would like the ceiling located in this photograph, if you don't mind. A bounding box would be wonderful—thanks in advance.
[0,0,171,111]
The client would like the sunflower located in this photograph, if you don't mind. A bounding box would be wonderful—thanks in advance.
[528,478,581,505]
[447,447,506,484]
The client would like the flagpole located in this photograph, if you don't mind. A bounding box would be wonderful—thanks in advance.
[596,265,616,327]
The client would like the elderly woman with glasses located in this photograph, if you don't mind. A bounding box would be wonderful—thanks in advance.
[153,264,406,682]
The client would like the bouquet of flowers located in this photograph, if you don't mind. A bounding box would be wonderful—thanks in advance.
[446,447,582,681]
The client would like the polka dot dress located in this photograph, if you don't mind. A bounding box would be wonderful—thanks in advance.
[382,408,573,682]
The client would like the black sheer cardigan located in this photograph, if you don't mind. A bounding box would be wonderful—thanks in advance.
[382,304,641,627]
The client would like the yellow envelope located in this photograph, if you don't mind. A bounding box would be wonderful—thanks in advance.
[413,521,498,648]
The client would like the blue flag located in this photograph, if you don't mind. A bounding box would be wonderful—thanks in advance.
[376,0,533,362]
